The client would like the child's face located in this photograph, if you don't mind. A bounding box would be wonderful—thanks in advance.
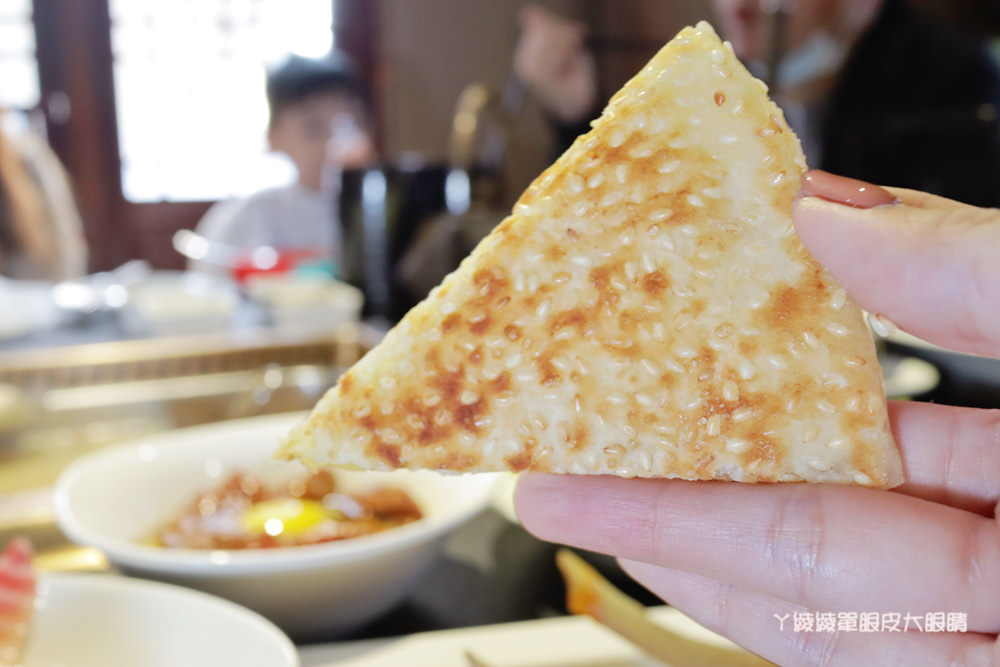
[268,92,374,190]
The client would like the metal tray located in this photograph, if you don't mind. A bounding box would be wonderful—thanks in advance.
[0,324,378,551]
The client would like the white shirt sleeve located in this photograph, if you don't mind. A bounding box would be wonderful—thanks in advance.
[187,185,338,276]
[187,198,247,276]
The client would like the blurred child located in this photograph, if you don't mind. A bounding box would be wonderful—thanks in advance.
[191,51,375,277]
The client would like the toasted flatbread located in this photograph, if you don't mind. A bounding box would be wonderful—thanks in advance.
[280,22,903,488]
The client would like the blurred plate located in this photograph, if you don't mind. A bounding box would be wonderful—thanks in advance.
[246,275,363,334]
[120,271,239,337]
[22,573,298,667]
[0,279,61,341]
[0,318,34,341]
[880,351,939,399]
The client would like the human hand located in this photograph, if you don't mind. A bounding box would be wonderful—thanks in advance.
[513,4,598,124]
[515,170,1000,665]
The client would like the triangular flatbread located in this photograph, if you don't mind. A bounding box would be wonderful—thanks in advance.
[280,22,903,488]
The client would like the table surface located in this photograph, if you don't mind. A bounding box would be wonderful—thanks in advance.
[300,638,391,666]
[294,605,752,667]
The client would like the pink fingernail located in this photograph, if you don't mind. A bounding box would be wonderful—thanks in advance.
[799,170,900,209]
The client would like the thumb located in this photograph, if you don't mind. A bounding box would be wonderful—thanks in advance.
[792,171,1000,358]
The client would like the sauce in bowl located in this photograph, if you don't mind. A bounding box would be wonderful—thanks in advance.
[153,470,422,550]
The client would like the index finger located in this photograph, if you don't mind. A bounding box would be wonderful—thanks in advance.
[792,177,1000,358]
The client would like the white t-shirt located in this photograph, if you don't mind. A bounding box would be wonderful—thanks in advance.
[189,183,341,276]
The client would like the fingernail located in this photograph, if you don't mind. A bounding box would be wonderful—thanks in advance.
[799,170,900,209]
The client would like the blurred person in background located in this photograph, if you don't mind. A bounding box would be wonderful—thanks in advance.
[0,111,87,281]
[515,0,1000,207]
[191,51,376,278]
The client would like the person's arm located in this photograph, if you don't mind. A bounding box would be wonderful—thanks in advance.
[14,130,87,279]
[0,125,86,281]
[188,198,247,277]
[516,171,1000,665]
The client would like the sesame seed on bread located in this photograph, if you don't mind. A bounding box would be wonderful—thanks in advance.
[279,21,903,488]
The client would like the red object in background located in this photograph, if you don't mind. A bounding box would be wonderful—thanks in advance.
[228,247,322,284]
[0,536,36,663]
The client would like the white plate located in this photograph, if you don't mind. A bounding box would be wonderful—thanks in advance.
[22,573,298,667]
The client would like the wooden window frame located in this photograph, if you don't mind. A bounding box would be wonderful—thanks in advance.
[31,0,378,272]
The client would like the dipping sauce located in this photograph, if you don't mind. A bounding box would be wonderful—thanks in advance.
[153,470,422,549]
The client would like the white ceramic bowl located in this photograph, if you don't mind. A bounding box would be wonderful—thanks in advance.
[53,413,500,638]
[22,573,298,667]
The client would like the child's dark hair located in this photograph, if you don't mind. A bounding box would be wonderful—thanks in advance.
[265,51,369,125]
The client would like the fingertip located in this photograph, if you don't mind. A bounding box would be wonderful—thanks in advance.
[791,171,903,249]
[791,194,852,251]
[791,192,897,252]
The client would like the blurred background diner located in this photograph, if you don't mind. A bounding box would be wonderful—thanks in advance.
[1,0,999,659]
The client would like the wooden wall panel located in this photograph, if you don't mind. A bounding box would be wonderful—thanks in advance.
[33,0,127,272]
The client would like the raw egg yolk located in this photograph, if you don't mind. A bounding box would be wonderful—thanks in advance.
[241,498,327,537]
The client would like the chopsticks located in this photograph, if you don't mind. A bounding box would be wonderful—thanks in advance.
[463,650,493,667]
[555,549,774,667]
